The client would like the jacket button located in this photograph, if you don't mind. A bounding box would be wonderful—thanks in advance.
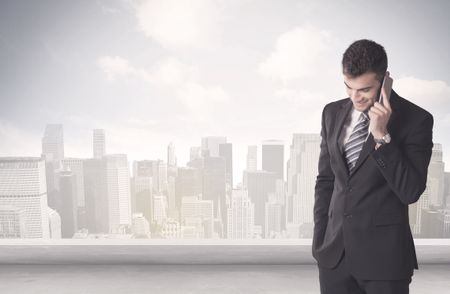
[344,213,352,218]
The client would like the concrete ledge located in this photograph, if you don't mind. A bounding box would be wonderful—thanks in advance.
[1,239,449,265]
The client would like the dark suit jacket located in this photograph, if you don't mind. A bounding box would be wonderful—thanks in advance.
[312,89,434,280]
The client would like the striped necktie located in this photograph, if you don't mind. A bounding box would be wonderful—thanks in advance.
[344,112,369,173]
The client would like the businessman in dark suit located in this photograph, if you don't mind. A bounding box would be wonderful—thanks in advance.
[312,39,434,294]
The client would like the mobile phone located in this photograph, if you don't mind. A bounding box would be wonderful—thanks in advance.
[378,72,393,105]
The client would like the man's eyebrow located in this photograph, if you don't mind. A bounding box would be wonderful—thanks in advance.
[344,81,372,91]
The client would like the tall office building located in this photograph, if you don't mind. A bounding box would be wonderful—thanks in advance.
[444,210,450,238]
[246,170,277,238]
[62,158,86,229]
[227,189,254,239]
[286,134,320,229]
[0,157,50,238]
[427,143,445,208]
[59,170,78,238]
[181,195,214,238]
[246,145,257,172]
[153,194,168,225]
[48,207,62,238]
[262,140,284,181]
[93,129,106,159]
[83,158,109,233]
[188,155,227,237]
[105,154,132,233]
[410,188,430,236]
[444,172,450,209]
[167,142,177,167]
[0,205,26,238]
[42,124,64,211]
[42,124,64,164]
[62,158,85,207]
[265,194,284,238]
[131,176,153,226]
[190,146,201,161]
[420,208,443,238]
[133,160,167,194]
[219,143,233,189]
[410,143,445,236]
[167,143,178,216]
[201,136,227,157]
[175,167,202,210]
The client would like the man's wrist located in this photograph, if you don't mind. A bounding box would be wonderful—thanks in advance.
[373,129,387,140]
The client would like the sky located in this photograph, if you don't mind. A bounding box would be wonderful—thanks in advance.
[1,0,449,186]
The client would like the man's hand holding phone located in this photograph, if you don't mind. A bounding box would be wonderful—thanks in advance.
[368,71,393,143]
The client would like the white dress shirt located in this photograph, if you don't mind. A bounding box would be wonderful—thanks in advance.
[339,107,371,151]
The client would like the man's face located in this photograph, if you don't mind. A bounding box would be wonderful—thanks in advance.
[343,71,382,112]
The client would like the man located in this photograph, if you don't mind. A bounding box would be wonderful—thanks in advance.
[312,39,434,294]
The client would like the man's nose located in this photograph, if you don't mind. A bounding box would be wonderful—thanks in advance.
[350,90,361,100]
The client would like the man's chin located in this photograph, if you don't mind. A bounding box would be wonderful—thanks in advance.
[353,104,368,112]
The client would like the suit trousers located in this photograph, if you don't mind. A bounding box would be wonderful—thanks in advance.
[318,250,412,294]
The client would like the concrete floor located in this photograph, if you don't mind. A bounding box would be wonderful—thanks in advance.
[1,264,449,294]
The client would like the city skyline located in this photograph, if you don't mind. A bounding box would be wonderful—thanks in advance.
[1,122,450,239]
[1,0,450,239]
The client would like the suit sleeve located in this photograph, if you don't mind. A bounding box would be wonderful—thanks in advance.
[370,112,434,205]
[313,104,335,247]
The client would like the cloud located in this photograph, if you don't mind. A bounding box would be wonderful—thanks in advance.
[0,121,42,157]
[97,55,230,121]
[258,25,337,82]
[133,0,224,48]
[97,56,153,82]
[176,81,230,122]
[394,76,450,113]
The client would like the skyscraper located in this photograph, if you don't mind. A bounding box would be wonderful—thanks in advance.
[59,170,78,238]
[175,167,202,211]
[246,145,257,172]
[265,194,284,238]
[227,189,254,239]
[0,205,26,238]
[410,143,445,236]
[83,158,109,233]
[105,154,132,233]
[62,158,86,208]
[167,142,177,167]
[246,170,277,238]
[133,160,167,194]
[42,124,64,164]
[219,143,233,189]
[42,124,64,211]
[153,194,168,225]
[0,157,50,238]
[262,140,284,181]
[428,143,445,208]
[48,207,62,239]
[131,176,153,226]
[181,195,214,238]
[287,134,320,231]
[93,129,106,159]
[188,155,227,237]
[189,146,201,161]
[201,136,227,157]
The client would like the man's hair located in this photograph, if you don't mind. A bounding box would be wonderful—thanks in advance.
[342,39,388,81]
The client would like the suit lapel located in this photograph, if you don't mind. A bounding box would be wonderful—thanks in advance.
[333,99,353,175]
[349,134,375,176]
